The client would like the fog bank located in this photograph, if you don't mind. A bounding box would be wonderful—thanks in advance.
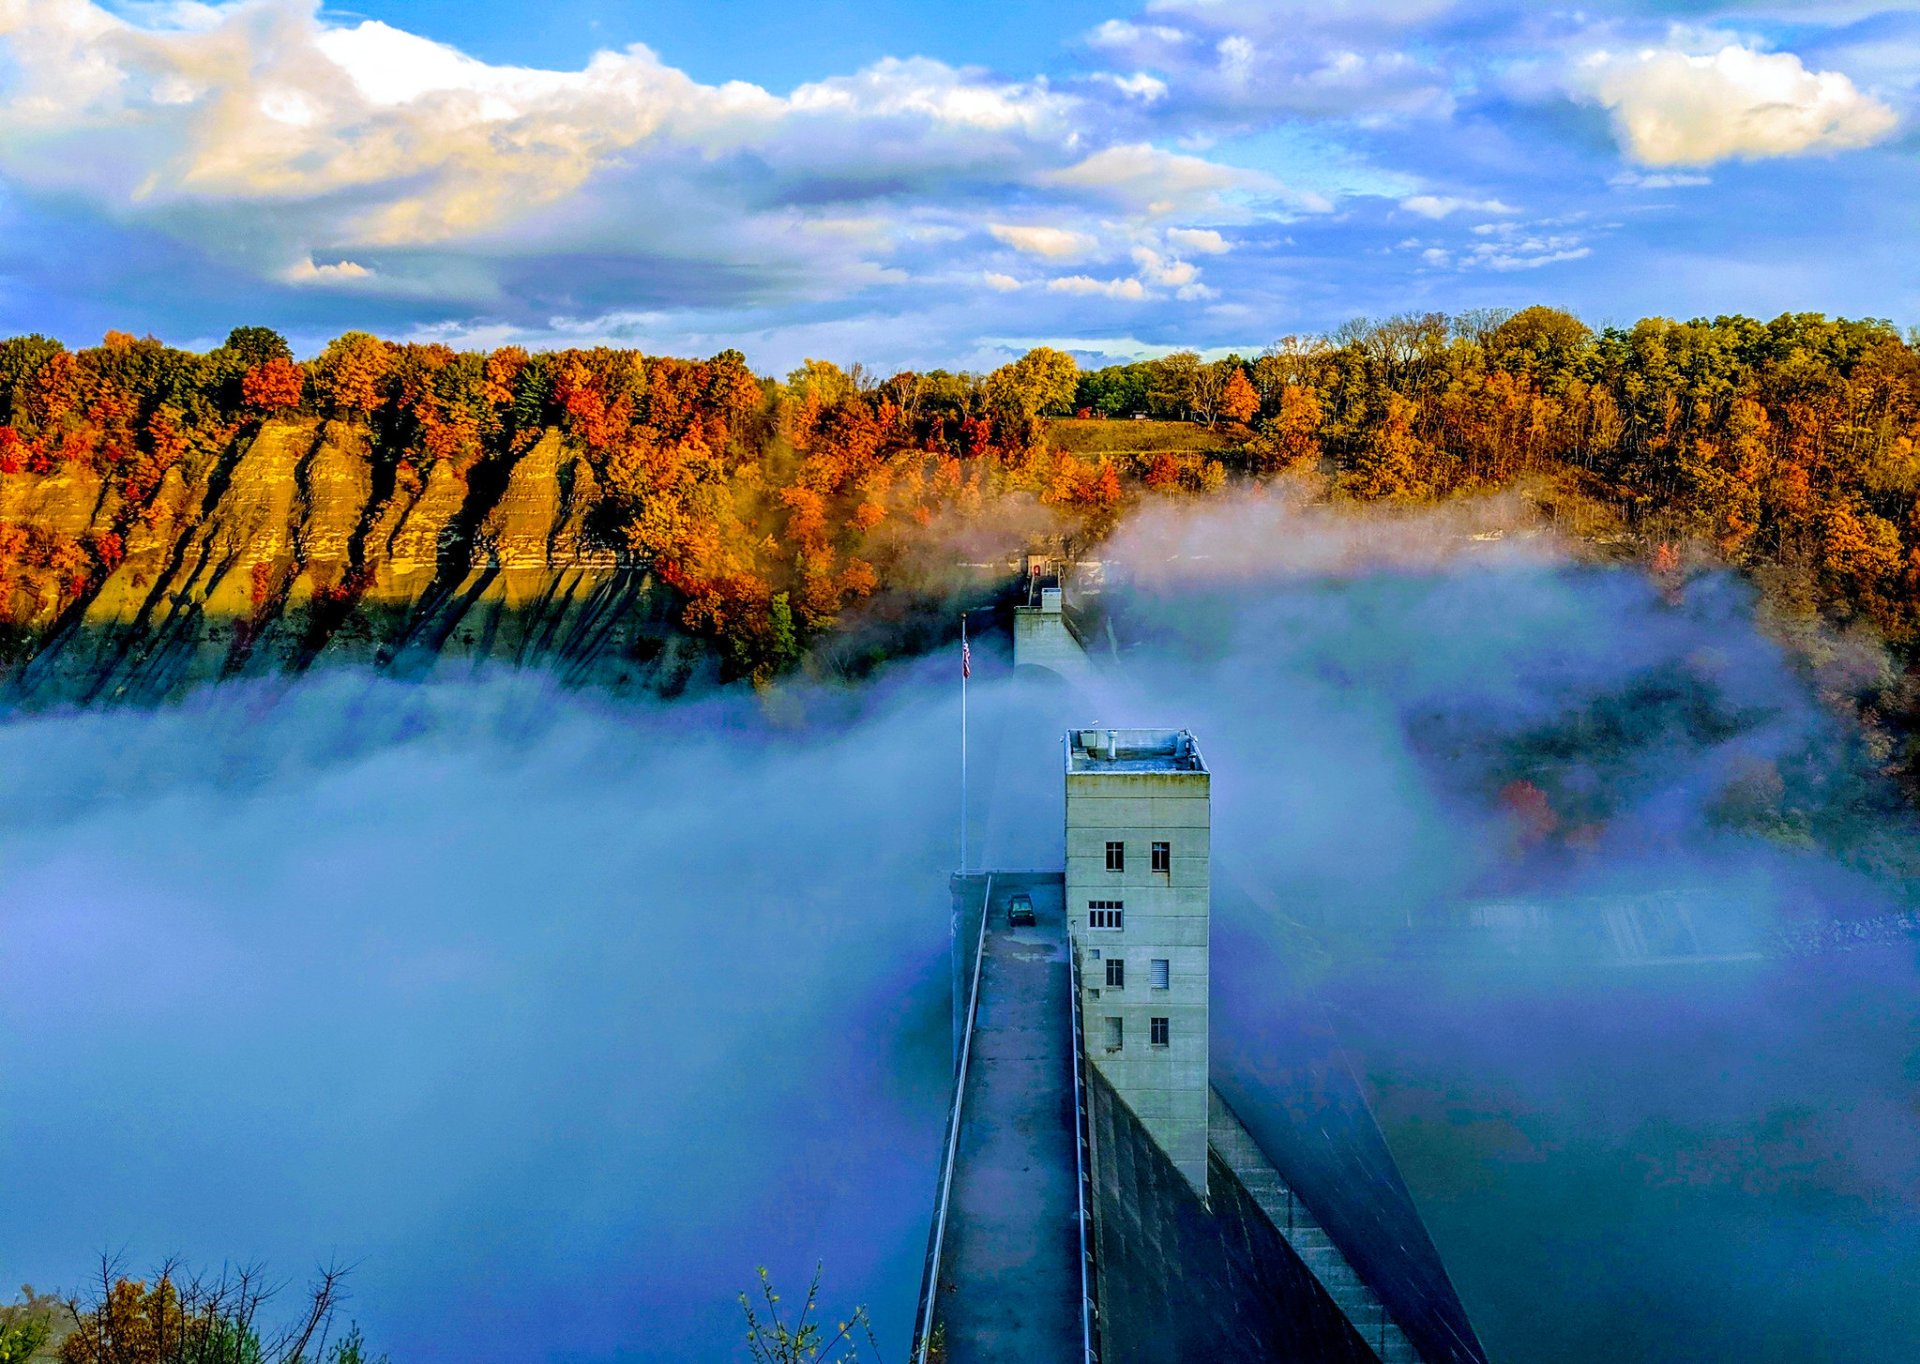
[4,489,1918,1361]
[0,666,1055,1360]
[1075,494,1920,1362]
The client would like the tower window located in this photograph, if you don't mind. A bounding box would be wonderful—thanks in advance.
[1106,841,1125,872]
[1104,1016,1124,1051]
[1105,958,1125,989]
[1150,958,1170,990]
[1088,900,1124,930]
[1152,841,1170,874]
[1150,1017,1170,1047]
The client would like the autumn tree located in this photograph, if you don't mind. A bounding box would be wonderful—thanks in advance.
[1255,335,1331,404]
[1486,306,1590,387]
[59,1255,379,1364]
[223,327,293,369]
[1148,351,1201,419]
[0,334,65,421]
[1342,393,1431,499]
[1247,384,1325,472]
[241,356,304,413]
[984,346,1078,420]
[786,359,857,407]
[310,332,393,419]
[1219,367,1259,425]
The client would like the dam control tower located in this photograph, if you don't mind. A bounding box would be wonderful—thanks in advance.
[1065,727,1211,1194]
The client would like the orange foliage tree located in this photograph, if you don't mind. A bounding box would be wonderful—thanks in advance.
[241,356,304,413]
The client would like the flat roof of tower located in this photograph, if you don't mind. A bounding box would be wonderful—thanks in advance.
[1066,727,1207,774]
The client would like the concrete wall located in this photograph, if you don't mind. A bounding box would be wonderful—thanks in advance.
[1066,765,1211,1193]
[1014,588,1093,683]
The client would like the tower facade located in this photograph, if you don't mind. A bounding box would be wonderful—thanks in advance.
[1064,728,1210,1193]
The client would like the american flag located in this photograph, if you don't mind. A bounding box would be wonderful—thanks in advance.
[961,627,971,679]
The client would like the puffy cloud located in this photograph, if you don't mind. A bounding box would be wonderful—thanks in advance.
[1401,194,1517,219]
[0,0,1120,312]
[1579,43,1898,166]
[1130,244,1198,288]
[283,257,372,285]
[1217,35,1257,86]
[989,223,1100,259]
[1086,3,1454,121]
[1165,227,1230,254]
[1037,141,1282,215]
[1091,70,1170,103]
[1460,220,1593,271]
[1087,19,1192,50]
[1046,274,1148,299]
[1142,0,1454,22]
[788,56,1073,134]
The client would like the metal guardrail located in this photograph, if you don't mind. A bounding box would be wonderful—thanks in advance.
[912,873,993,1364]
[1068,949,1100,1364]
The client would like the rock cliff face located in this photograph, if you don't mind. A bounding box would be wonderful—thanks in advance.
[3,418,707,706]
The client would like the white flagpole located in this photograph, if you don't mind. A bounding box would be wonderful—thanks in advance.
[960,612,969,873]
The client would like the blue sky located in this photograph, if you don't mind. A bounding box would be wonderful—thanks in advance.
[0,0,1914,370]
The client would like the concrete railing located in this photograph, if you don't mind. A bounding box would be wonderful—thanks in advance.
[912,873,993,1364]
[1068,949,1101,1364]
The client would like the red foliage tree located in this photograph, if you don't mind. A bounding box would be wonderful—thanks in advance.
[241,356,304,413]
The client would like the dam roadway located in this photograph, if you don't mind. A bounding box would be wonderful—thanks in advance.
[920,872,1087,1362]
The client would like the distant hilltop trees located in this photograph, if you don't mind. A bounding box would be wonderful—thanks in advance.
[0,308,1916,714]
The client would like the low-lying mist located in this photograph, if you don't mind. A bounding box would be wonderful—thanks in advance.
[1076,491,1920,1362]
[4,488,1917,1362]
[0,669,1010,1360]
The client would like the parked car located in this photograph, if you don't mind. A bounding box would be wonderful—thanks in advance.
[1007,893,1036,927]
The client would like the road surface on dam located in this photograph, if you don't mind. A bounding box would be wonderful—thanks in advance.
[932,873,1082,1362]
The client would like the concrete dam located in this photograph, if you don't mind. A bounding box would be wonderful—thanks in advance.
[911,573,1489,1364]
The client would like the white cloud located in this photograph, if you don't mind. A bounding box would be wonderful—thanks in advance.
[1130,245,1198,288]
[989,222,1100,259]
[1165,227,1230,254]
[1579,43,1898,166]
[1609,169,1712,190]
[1090,3,1454,121]
[1038,141,1280,215]
[1143,0,1453,22]
[283,257,373,285]
[1401,194,1517,219]
[0,0,1114,309]
[1456,221,1594,272]
[1092,71,1169,103]
[789,56,1073,134]
[984,271,1026,292]
[1047,274,1148,300]
[1217,35,1257,86]
[1087,19,1191,50]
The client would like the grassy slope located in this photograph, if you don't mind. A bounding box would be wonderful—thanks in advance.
[1046,418,1241,455]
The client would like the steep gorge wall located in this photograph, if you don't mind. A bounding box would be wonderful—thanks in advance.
[2,419,707,706]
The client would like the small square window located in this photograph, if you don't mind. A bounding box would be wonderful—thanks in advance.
[1105,958,1125,989]
[1106,841,1125,872]
[1104,1016,1124,1051]
[1152,841,1170,874]
[1150,958,1170,990]
[1150,1016,1169,1047]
